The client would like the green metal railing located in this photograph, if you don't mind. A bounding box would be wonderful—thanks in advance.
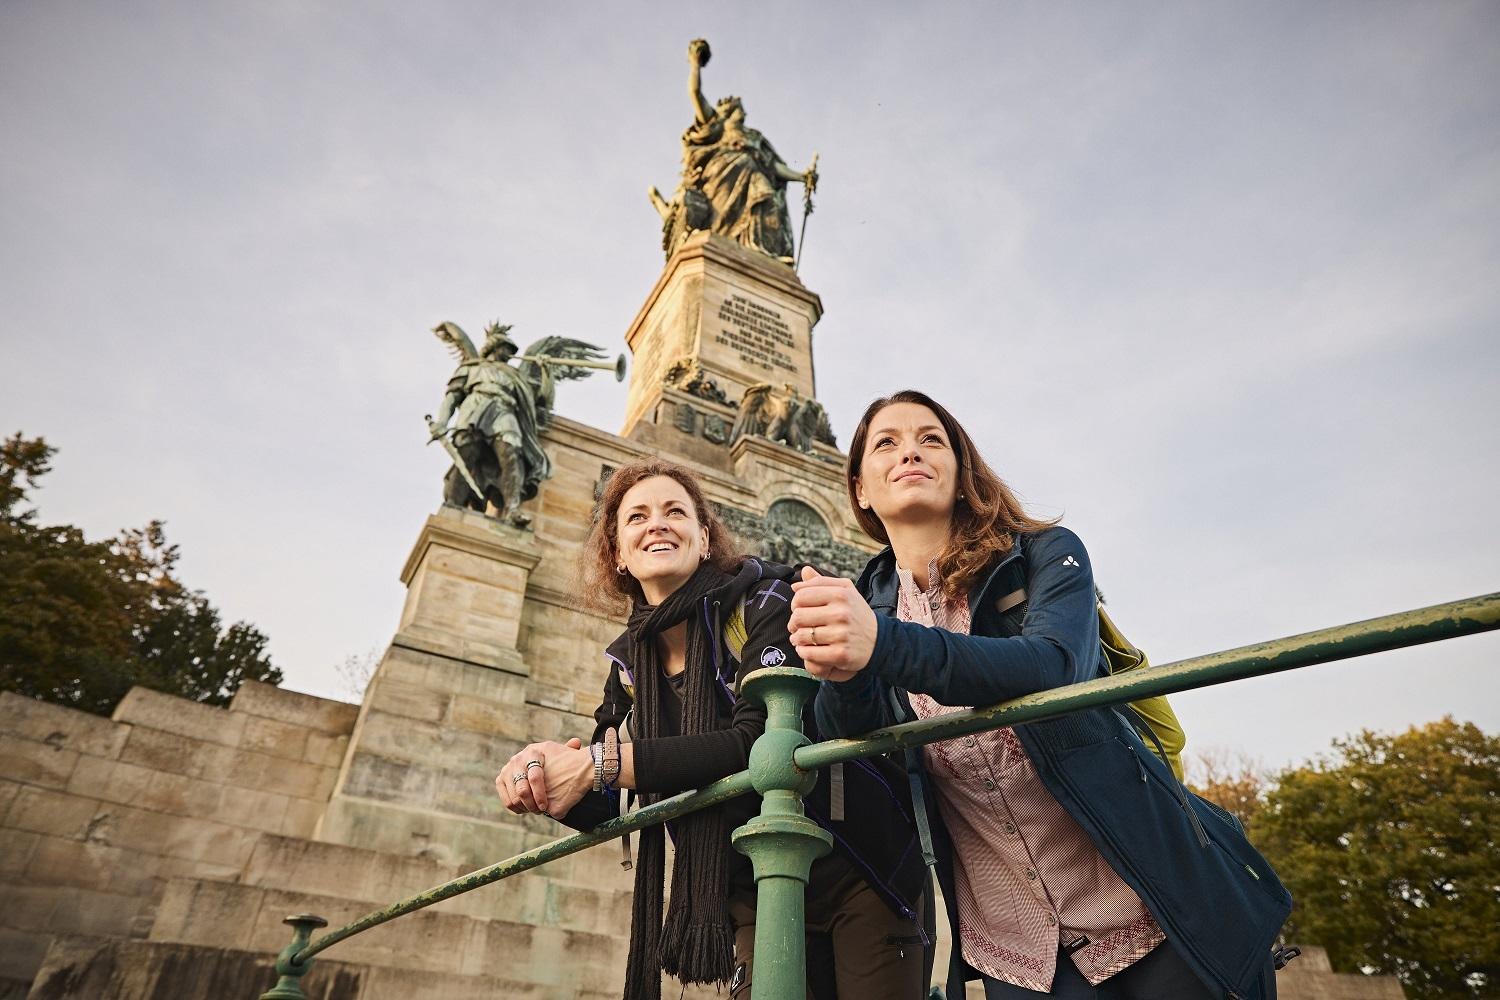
[258,592,1499,999]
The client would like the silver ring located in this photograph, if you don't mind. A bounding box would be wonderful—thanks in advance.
[512,772,526,784]
[525,759,543,771]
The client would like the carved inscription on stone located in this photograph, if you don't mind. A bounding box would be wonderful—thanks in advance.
[714,293,798,376]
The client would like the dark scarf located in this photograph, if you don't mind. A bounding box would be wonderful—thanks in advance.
[621,559,756,1000]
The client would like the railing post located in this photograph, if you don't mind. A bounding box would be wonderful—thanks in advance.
[731,667,833,1000]
[258,913,327,999]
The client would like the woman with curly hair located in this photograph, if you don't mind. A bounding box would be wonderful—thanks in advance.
[497,459,926,1000]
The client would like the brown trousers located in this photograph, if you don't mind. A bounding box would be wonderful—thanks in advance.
[729,868,926,1000]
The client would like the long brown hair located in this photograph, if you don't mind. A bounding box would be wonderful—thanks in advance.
[581,459,745,613]
[846,390,1058,600]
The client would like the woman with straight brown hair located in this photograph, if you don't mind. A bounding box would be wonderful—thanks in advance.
[791,391,1291,999]
[496,459,926,1000]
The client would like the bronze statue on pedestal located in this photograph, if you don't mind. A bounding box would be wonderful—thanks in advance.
[649,39,818,263]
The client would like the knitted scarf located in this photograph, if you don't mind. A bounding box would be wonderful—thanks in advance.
[621,559,752,1000]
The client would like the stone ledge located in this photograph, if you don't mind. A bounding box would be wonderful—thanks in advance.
[0,693,130,761]
[399,507,542,586]
[229,681,359,737]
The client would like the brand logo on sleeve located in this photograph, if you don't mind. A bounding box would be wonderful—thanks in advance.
[760,646,787,666]
[1062,555,1080,568]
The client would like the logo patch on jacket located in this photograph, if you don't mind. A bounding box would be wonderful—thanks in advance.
[760,646,787,666]
[1062,555,1080,568]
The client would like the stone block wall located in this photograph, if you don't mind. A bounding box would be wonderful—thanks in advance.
[0,683,354,995]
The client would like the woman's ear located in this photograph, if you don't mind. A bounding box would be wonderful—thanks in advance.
[853,477,870,510]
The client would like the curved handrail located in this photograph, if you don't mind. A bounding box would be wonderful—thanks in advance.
[267,590,1499,986]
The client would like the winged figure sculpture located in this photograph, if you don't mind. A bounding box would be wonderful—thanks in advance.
[426,321,614,526]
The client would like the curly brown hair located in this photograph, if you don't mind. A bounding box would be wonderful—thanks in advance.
[580,459,745,613]
[846,390,1058,601]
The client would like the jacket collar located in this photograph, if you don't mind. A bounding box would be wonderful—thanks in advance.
[857,538,1028,617]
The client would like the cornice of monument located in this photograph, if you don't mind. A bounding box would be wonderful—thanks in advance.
[399,507,543,587]
[541,412,767,508]
[625,231,824,339]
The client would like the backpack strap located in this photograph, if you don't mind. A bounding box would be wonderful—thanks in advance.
[723,594,749,663]
[890,688,939,873]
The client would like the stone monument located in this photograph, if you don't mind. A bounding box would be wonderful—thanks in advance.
[0,36,1406,1000]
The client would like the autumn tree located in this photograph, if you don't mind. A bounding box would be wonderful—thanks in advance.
[1186,745,1269,831]
[1255,718,1499,999]
[0,432,281,715]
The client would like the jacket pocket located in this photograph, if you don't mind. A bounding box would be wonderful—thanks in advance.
[1052,736,1288,993]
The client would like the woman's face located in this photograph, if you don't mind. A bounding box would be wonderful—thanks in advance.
[615,475,710,604]
[854,402,960,528]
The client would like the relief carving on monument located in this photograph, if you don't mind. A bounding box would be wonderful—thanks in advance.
[663,357,730,404]
[715,498,867,580]
[730,382,837,453]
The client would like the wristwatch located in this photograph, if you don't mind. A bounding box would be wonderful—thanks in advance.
[590,742,605,792]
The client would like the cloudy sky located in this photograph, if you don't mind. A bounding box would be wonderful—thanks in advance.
[3,2,1496,773]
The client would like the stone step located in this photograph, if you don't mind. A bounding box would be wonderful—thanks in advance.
[242,833,634,931]
[148,877,630,996]
[24,935,620,1000]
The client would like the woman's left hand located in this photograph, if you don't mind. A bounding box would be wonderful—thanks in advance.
[789,566,877,682]
[496,738,593,818]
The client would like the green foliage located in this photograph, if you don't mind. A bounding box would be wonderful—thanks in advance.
[1256,718,1500,999]
[0,432,282,715]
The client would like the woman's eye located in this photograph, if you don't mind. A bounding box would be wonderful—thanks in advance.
[626,512,644,523]
[873,436,895,449]
[922,434,944,446]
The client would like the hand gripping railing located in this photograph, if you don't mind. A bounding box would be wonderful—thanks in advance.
[258,592,1499,999]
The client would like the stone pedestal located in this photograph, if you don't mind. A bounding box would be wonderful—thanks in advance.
[314,506,582,877]
[394,505,541,674]
[621,230,823,438]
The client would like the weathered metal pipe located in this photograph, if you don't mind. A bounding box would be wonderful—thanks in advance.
[292,770,755,964]
[794,592,1500,772]
[270,590,1497,985]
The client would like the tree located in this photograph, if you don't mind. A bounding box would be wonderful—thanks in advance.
[1254,718,1499,999]
[0,432,281,715]
[1186,745,1269,831]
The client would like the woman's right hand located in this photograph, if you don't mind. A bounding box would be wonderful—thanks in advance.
[790,566,878,681]
[496,738,591,817]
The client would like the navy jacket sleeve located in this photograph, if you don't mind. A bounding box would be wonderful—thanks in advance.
[813,670,893,739]
[867,528,1102,706]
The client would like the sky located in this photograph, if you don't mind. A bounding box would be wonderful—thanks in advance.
[2,2,1496,774]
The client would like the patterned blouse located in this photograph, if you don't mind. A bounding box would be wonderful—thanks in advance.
[896,560,1163,990]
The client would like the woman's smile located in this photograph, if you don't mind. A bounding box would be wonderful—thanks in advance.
[616,475,709,603]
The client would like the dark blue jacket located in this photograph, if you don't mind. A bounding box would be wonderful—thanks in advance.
[814,527,1290,999]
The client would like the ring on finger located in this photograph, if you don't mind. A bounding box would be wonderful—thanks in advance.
[525,759,543,771]
[810,626,820,646]
[512,772,527,784]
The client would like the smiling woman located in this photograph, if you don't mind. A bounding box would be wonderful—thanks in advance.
[797,390,1293,1000]
[494,459,927,1000]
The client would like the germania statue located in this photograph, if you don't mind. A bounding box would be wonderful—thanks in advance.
[649,39,818,263]
[426,322,620,527]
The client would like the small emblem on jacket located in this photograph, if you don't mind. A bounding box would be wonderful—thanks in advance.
[760,646,787,666]
[1062,555,1080,568]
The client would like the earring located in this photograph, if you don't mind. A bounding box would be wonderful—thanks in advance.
[701,549,710,561]
[615,564,626,575]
